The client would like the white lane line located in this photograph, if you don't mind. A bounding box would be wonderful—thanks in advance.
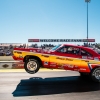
[0,69,65,72]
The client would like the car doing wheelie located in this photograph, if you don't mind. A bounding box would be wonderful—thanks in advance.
[13,44,100,82]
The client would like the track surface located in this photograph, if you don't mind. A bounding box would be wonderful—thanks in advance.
[0,69,100,100]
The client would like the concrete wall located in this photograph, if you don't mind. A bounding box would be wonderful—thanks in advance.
[0,56,14,61]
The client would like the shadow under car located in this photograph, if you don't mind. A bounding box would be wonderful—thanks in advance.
[12,76,100,97]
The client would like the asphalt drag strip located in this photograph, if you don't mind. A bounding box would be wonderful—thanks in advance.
[0,70,100,100]
[0,68,65,72]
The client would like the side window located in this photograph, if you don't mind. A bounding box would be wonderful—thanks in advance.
[57,46,80,55]
[57,46,66,53]
[81,49,92,56]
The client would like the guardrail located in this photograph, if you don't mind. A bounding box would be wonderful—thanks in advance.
[0,61,24,69]
[0,56,24,69]
[0,56,14,61]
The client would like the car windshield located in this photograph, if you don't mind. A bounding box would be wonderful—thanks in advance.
[50,44,61,51]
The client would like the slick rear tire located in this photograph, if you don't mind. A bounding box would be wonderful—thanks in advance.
[90,67,100,83]
[24,59,40,74]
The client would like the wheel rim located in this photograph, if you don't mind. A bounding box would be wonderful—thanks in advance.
[27,61,37,71]
[94,69,100,80]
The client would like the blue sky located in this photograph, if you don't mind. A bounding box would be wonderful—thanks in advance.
[0,0,100,44]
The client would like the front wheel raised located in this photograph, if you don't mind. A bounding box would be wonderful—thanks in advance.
[24,59,40,74]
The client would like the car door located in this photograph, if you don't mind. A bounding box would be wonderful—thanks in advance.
[54,45,82,59]
[49,46,81,71]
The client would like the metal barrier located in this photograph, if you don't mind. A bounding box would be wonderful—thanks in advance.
[0,56,14,61]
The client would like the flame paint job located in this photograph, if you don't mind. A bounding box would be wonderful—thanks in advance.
[13,45,100,73]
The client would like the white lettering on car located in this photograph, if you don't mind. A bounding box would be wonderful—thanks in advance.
[82,56,87,59]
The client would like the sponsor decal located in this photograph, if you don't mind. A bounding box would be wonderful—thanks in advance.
[94,57,99,61]
[57,63,75,69]
[12,64,18,68]
[2,64,9,68]
[56,57,73,61]
[44,62,48,65]
[56,57,65,60]
[82,56,87,59]
[12,62,24,69]
[88,57,93,60]
[57,63,64,68]
[66,58,73,61]
[50,62,56,66]
[67,64,74,68]
[0,63,13,69]
[18,64,24,67]
[81,59,89,62]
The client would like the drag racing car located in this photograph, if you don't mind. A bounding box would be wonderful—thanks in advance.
[13,44,100,82]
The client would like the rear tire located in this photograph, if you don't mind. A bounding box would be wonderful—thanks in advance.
[90,67,100,83]
[24,59,40,74]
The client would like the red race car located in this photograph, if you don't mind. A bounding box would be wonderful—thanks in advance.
[13,44,100,82]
